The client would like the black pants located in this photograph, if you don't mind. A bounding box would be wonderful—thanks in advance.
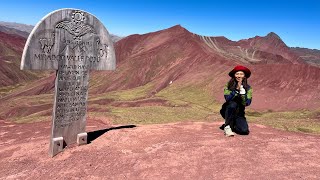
[222,101,250,135]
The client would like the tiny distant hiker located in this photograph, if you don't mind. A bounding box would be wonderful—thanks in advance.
[220,65,252,137]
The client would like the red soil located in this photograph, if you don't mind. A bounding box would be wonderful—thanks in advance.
[1,119,319,179]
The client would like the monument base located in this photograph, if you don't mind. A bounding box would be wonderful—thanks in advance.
[50,137,64,157]
[77,132,87,145]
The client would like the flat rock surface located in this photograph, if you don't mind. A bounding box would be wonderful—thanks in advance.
[0,119,320,179]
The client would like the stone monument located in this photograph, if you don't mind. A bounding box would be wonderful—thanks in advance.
[20,9,116,157]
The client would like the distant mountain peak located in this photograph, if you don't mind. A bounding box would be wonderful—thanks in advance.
[266,32,281,40]
[0,21,123,42]
[170,24,184,29]
[166,24,189,33]
[262,32,288,49]
[0,21,34,33]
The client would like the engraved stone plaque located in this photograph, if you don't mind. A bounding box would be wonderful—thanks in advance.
[21,9,116,157]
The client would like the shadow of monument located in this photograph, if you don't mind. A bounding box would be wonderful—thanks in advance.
[87,125,136,144]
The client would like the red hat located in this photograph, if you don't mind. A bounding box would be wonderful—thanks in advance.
[229,65,251,78]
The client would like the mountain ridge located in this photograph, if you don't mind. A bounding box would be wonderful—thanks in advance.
[0,21,124,42]
[0,24,320,122]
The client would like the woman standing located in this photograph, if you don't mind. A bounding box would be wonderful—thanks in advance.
[220,65,252,136]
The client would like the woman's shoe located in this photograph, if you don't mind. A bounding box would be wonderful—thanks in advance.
[224,125,235,137]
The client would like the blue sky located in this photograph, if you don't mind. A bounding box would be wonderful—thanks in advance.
[0,0,319,49]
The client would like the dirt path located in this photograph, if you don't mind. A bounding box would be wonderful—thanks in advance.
[0,119,320,179]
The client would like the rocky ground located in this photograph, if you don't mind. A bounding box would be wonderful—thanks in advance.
[1,118,320,179]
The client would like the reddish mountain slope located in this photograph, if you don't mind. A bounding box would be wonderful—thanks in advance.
[90,25,235,94]
[0,31,43,87]
[291,47,320,67]
[0,25,319,118]
[0,24,29,38]
[238,32,302,64]
[199,33,294,64]
[92,25,320,110]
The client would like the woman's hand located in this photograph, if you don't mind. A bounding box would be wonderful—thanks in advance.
[239,85,246,94]
[237,80,242,90]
